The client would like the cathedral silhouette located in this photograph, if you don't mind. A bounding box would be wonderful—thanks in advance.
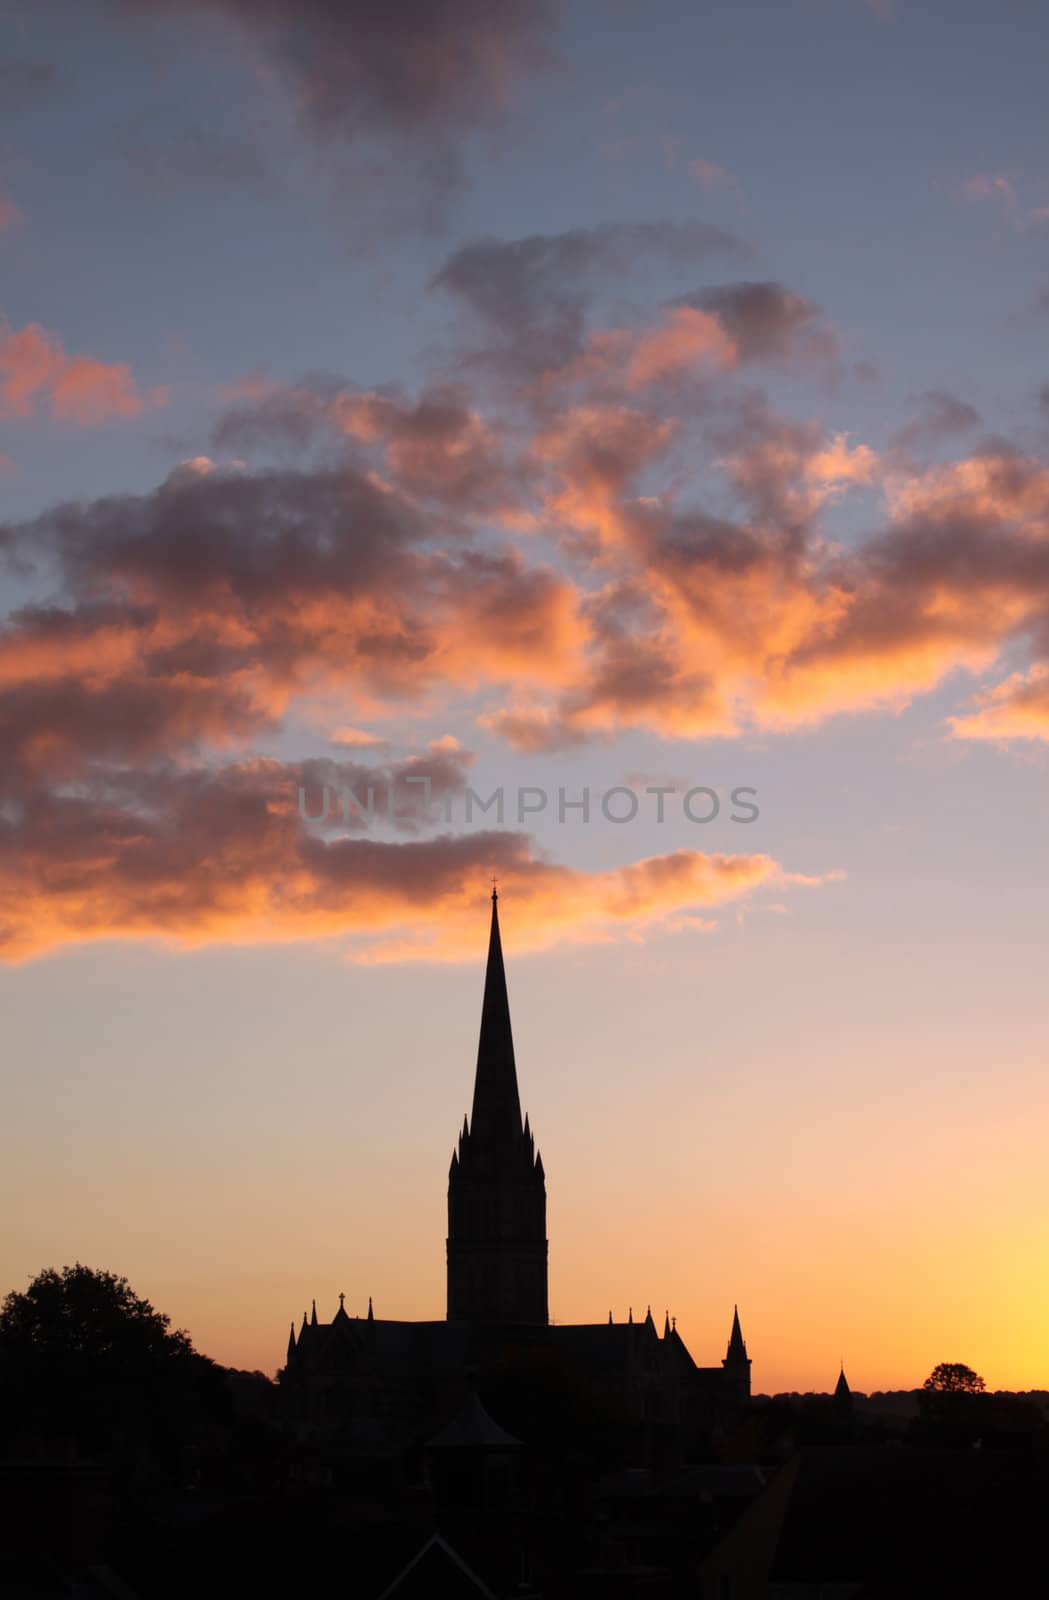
[281,890,751,1442]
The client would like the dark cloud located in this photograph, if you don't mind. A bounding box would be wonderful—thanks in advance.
[432,221,743,376]
[213,380,537,515]
[0,752,539,959]
[0,453,578,781]
[0,756,789,961]
[890,389,983,454]
[674,280,837,365]
[109,0,554,182]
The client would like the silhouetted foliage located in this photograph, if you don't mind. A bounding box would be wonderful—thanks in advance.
[0,1263,192,1364]
[0,1263,224,1460]
[923,1362,985,1394]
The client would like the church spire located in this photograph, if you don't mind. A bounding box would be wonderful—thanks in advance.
[726,1304,748,1362]
[469,887,523,1146]
[447,890,548,1326]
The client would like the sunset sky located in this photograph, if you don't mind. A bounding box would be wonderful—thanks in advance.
[2,0,1049,1395]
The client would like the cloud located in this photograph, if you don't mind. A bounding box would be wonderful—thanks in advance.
[0,194,22,234]
[477,704,591,753]
[688,159,737,193]
[962,172,1049,231]
[964,173,1017,206]
[6,297,1049,900]
[674,281,838,366]
[98,0,555,218]
[890,389,982,455]
[431,220,743,378]
[330,726,388,749]
[545,310,737,397]
[0,320,163,425]
[949,667,1049,742]
[135,0,553,136]
[0,742,816,961]
[215,379,536,517]
[0,458,584,788]
[8,394,1049,768]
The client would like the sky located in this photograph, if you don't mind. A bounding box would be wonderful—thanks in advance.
[2,0,1048,1395]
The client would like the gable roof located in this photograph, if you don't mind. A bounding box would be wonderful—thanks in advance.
[377,1533,496,1600]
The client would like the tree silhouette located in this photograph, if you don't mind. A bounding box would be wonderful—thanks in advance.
[0,1263,192,1361]
[923,1362,986,1394]
[0,1263,220,1457]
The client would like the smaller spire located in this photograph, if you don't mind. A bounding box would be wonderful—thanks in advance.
[367,1295,374,1323]
[287,1320,296,1360]
[725,1304,748,1362]
[608,1310,613,1325]
[311,1298,318,1327]
[628,1305,633,1325]
[663,1310,671,1338]
[834,1363,851,1399]
[300,1309,308,1336]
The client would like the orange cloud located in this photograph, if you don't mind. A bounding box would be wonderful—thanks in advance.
[0,319,162,425]
[330,726,388,748]
[949,668,1049,742]
[6,351,1049,789]
[624,306,737,388]
[0,744,822,962]
[539,307,737,395]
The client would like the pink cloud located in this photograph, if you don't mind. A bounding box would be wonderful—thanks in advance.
[0,194,23,234]
[0,320,164,425]
[688,158,737,193]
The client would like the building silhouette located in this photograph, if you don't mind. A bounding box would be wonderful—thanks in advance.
[281,890,749,1442]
